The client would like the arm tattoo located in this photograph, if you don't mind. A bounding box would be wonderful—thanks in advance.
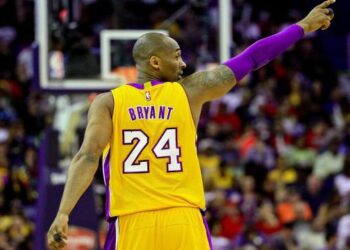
[78,152,100,164]
[188,65,234,89]
[181,65,236,102]
[202,65,234,88]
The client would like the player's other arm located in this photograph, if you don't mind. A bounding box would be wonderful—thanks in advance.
[181,0,335,104]
[47,93,113,250]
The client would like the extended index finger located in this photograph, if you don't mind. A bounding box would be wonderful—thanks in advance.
[317,0,336,9]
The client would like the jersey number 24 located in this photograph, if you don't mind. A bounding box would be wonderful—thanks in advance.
[122,128,182,173]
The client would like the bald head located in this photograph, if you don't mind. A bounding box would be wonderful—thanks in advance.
[132,33,170,65]
[132,32,186,82]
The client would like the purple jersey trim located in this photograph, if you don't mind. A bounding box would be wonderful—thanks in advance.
[103,151,111,220]
[127,83,145,89]
[104,217,117,250]
[151,80,163,86]
[127,80,164,89]
[203,216,213,250]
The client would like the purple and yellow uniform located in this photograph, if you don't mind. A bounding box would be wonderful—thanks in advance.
[102,81,211,250]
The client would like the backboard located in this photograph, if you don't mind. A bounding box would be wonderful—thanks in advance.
[34,0,168,91]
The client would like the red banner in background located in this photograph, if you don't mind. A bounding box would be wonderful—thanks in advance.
[67,226,97,250]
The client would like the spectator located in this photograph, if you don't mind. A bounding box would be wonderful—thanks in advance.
[296,219,326,250]
[255,200,282,236]
[314,189,346,234]
[245,136,275,170]
[198,142,221,189]
[334,153,350,203]
[318,231,338,250]
[313,137,344,180]
[211,160,234,191]
[276,187,313,224]
[244,137,275,192]
[218,200,244,241]
[239,176,259,224]
[302,175,326,216]
[337,208,350,250]
[233,223,270,250]
[286,136,316,166]
[283,136,316,183]
[270,222,299,250]
[213,102,242,132]
[267,155,298,189]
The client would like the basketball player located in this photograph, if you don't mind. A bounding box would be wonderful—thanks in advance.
[47,1,335,249]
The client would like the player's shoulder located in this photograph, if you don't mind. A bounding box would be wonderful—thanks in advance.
[160,81,187,95]
[163,81,183,89]
[91,92,114,115]
[94,92,113,103]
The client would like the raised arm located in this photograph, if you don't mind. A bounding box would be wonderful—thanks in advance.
[181,0,335,105]
[47,92,113,250]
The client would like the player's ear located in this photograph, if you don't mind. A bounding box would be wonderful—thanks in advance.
[149,56,161,70]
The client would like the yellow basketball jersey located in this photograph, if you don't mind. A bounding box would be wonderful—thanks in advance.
[102,81,205,218]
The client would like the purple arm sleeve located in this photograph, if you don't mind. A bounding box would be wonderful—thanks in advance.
[223,24,304,81]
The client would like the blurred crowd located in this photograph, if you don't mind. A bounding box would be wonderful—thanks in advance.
[0,0,42,249]
[1,0,350,249]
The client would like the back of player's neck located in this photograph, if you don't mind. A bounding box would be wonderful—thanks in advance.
[136,77,160,84]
